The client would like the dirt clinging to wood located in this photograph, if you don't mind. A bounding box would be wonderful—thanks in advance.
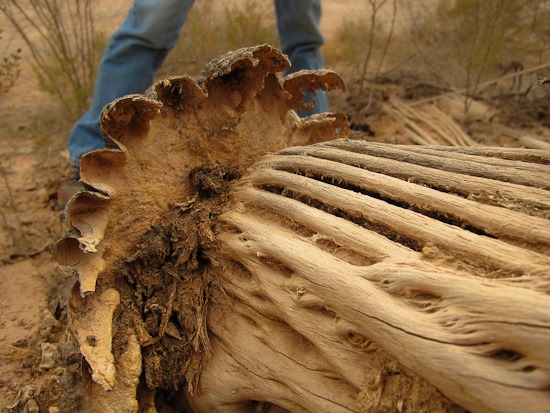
[112,164,239,396]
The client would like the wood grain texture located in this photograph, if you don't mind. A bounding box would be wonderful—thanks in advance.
[55,46,550,413]
[189,140,550,413]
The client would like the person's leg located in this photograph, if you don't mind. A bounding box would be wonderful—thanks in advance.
[274,0,328,116]
[68,0,195,166]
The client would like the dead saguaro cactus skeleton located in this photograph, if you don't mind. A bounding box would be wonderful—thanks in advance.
[54,45,550,413]
[53,44,348,411]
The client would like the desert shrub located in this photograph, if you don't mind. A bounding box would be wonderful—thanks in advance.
[160,0,278,79]
[407,0,550,85]
[324,16,370,74]
[0,0,106,119]
[324,0,398,109]
[402,0,550,111]
[325,1,398,77]
[224,0,278,49]
[159,3,221,77]
[0,29,21,96]
[323,0,549,111]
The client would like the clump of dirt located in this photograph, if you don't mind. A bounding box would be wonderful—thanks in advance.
[111,164,239,400]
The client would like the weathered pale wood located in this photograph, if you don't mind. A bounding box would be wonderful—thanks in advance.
[245,168,550,276]
[495,125,550,151]
[190,301,361,413]
[235,185,419,262]
[324,140,550,189]
[201,218,550,412]
[183,140,550,413]
[384,99,477,146]
[257,154,550,248]
[390,145,550,177]
[281,145,550,218]
[420,143,550,163]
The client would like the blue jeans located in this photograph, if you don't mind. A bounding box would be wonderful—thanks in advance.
[68,0,328,166]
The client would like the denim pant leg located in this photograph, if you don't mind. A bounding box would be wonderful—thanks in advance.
[68,0,195,166]
[274,0,329,116]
